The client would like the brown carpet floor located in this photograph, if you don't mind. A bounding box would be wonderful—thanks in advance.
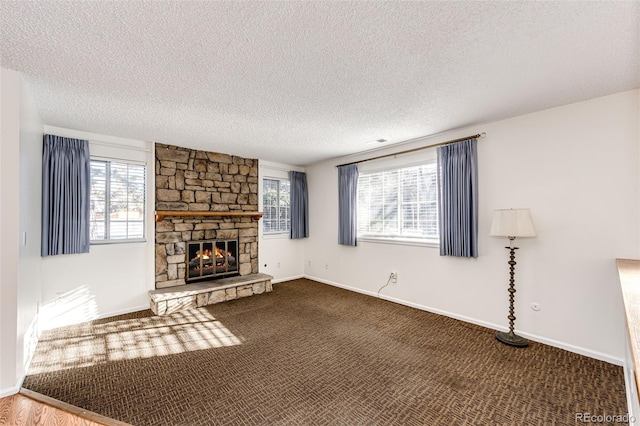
[23,279,626,425]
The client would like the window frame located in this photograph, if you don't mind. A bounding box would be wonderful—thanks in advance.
[262,176,291,238]
[90,156,147,244]
[356,158,439,248]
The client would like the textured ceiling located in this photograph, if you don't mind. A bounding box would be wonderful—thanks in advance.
[1,1,639,166]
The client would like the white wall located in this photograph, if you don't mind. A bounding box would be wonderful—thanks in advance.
[17,75,43,384]
[1,68,21,395]
[40,126,155,329]
[0,68,44,397]
[304,89,640,364]
[258,161,306,282]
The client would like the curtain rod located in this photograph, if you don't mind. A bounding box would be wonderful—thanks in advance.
[335,132,485,168]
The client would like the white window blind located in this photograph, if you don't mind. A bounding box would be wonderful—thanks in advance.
[357,162,438,242]
[263,178,291,234]
[90,159,146,242]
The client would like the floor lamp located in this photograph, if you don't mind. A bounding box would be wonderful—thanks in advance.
[490,208,536,347]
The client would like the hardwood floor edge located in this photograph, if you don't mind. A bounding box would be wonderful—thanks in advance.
[19,388,133,426]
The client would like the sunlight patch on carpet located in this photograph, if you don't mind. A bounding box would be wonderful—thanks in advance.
[28,309,243,374]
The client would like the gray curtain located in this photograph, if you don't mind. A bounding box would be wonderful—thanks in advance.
[338,164,358,246]
[41,134,91,256]
[289,171,309,239]
[437,138,478,257]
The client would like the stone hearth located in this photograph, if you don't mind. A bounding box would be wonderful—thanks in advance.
[149,273,273,315]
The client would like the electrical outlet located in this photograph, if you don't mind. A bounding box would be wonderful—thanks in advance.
[308,260,311,266]
[277,262,281,268]
[325,263,329,270]
[390,272,397,283]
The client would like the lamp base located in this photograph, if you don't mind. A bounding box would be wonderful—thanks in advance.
[496,331,529,347]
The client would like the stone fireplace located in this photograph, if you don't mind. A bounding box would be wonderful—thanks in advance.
[150,143,272,315]
[154,143,260,289]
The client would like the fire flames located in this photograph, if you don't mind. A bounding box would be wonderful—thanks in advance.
[195,248,213,260]
[195,247,232,260]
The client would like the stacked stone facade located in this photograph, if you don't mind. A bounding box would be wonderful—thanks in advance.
[154,143,259,289]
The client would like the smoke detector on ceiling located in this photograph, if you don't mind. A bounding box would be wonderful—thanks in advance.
[366,138,389,144]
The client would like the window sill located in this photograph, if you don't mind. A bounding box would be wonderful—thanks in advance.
[262,233,290,240]
[357,236,439,248]
[91,239,147,246]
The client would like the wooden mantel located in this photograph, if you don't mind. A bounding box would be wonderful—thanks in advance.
[155,211,263,222]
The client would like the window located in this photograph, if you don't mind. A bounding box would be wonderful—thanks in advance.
[357,162,438,243]
[263,178,290,234]
[90,159,146,242]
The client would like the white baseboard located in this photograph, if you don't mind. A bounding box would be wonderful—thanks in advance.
[624,360,639,422]
[515,330,622,366]
[623,333,640,421]
[1,313,41,399]
[303,274,623,366]
[0,384,21,399]
[97,304,150,320]
[272,274,304,284]
[42,304,151,332]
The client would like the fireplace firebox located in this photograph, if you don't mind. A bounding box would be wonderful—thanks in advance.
[186,239,239,282]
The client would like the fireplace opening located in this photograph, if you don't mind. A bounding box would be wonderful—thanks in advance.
[186,239,239,282]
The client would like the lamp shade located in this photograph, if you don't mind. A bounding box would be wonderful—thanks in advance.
[490,208,536,238]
